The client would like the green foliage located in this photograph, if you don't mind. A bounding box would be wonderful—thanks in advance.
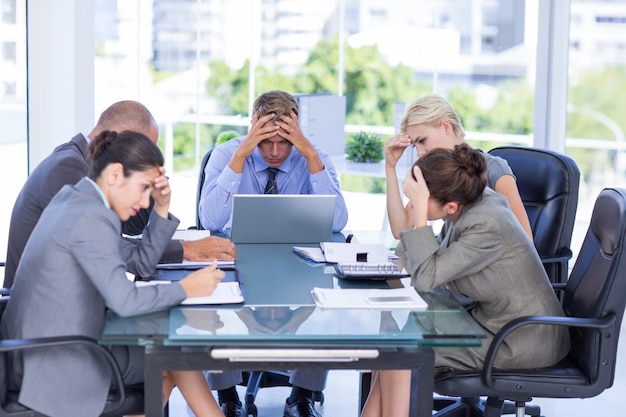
[296,37,430,126]
[206,36,428,126]
[565,64,626,181]
[345,131,384,163]
[206,60,297,116]
[216,130,239,145]
[340,174,386,194]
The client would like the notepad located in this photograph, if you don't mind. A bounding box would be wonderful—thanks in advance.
[136,269,244,305]
[311,287,427,310]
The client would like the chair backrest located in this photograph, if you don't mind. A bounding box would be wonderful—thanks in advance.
[562,187,626,388]
[488,146,580,283]
[194,148,213,230]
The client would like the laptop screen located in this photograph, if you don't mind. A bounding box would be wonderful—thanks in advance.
[229,194,337,244]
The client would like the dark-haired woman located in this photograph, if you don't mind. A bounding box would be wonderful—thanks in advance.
[361,144,570,417]
[1,130,225,417]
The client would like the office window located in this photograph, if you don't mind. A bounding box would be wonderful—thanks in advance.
[0,0,26,265]
[93,0,542,230]
[567,0,626,233]
[1,0,16,24]
[2,41,16,62]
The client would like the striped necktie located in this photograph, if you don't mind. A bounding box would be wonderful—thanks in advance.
[264,168,279,194]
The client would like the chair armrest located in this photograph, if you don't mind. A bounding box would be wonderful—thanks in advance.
[0,289,9,311]
[0,335,127,412]
[481,313,617,390]
[540,248,573,265]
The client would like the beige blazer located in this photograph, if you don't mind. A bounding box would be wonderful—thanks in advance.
[401,188,570,371]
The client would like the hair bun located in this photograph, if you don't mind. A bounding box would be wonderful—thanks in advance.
[453,144,486,177]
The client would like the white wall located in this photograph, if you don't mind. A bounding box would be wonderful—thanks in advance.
[27,0,95,172]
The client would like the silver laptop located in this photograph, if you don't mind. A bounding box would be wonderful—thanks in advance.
[229,194,337,244]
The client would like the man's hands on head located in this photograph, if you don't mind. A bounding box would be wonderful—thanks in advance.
[229,110,323,174]
[229,113,279,173]
[181,236,237,262]
[276,110,324,173]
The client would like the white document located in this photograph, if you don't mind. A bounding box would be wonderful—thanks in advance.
[292,246,326,263]
[182,281,243,305]
[157,259,236,269]
[136,280,244,305]
[172,229,212,240]
[310,287,427,310]
[320,242,389,264]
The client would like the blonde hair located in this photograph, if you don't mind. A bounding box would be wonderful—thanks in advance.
[252,90,299,123]
[400,94,465,140]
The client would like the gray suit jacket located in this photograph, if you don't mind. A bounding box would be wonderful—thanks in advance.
[4,133,184,288]
[401,188,570,371]
[0,178,186,417]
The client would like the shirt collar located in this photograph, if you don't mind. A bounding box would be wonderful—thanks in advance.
[251,146,295,174]
[85,177,110,209]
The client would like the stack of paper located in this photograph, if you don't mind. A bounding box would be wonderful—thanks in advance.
[311,287,427,310]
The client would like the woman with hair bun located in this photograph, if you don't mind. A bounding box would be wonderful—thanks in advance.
[1,130,225,417]
[361,144,570,417]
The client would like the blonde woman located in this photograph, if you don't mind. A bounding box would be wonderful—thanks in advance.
[384,93,532,240]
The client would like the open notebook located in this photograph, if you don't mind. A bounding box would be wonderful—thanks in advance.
[136,269,244,305]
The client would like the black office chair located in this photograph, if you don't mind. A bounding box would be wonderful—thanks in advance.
[0,295,151,417]
[432,187,626,417]
[488,146,580,285]
[431,146,580,416]
[192,147,213,230]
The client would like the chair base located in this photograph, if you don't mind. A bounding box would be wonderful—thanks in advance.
[433,396,541,417]
[240,372,324,417]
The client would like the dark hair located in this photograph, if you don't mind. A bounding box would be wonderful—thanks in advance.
[88,130,164,179]
[252,90,299,123]
[415,144,487,206]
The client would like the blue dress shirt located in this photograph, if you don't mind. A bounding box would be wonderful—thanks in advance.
[199,136,348,231]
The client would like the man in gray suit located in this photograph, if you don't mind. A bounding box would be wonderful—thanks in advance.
[3,100,236,288]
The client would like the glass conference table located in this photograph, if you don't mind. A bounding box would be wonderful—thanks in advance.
[101,237,486,417]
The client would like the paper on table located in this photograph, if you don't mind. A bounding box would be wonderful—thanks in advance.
[311,287,427,310]
[157,259,236,269]
[172,229,212,240]
[293,245,399,264]
[292,246,326,263]
[320,242,389,264]
[136,280,244,305]
[182,281,243,305]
